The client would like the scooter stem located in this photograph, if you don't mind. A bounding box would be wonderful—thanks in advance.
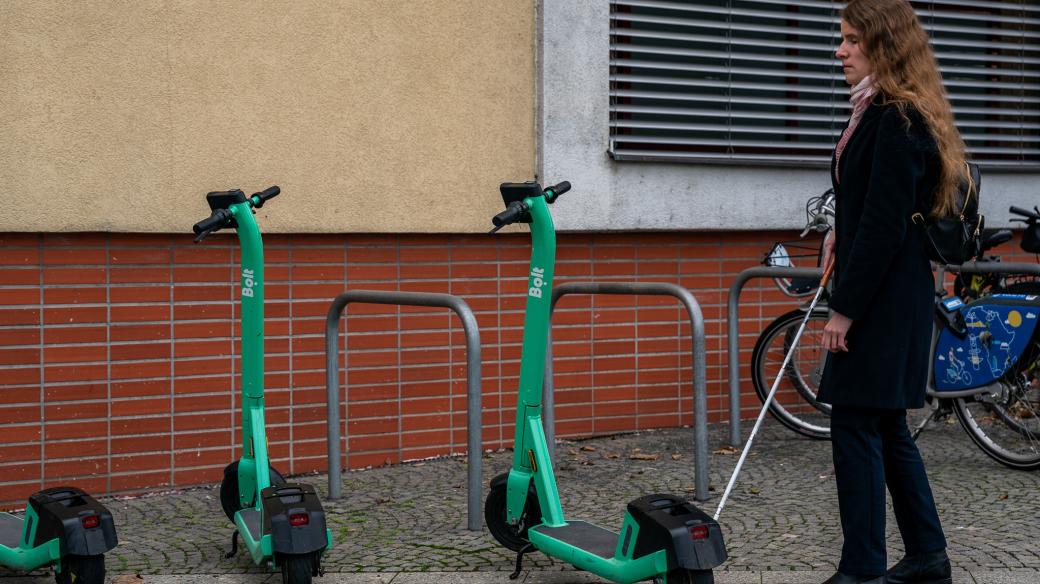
[229,203,271,492]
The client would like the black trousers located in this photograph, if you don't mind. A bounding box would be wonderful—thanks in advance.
[830,405,947,576]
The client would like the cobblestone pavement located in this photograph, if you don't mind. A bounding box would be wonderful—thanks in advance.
[1,420,1038,583]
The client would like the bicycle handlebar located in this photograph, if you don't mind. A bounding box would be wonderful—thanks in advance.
[1010,206,1040,221]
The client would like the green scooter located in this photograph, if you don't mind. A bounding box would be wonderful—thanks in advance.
[484,181,727,584]
[193,186,332,584]
[0,486,117,584]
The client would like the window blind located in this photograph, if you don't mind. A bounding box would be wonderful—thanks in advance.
[609,0,1040,169]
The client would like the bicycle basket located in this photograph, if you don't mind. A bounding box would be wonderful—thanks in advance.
[1022,223,1040,254]
[763,241,823,297]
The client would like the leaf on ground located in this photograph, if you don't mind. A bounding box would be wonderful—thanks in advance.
[671,453,682,460]
[604,453,620,459]
[998,493,1009,500]
[580,445,596,452]
[630,453,659,461]
[112,576,145,584]
[713,446,741,455]
[568,448,579,456]
[748,487,761,495]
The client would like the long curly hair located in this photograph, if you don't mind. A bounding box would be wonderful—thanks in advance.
[842,0,967,217]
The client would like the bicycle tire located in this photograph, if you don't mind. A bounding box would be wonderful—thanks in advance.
[750,309,832,440]
[953,392,1040,471]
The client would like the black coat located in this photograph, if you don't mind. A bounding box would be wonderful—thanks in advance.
[817,99,939,409]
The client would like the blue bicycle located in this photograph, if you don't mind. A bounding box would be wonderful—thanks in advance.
[752,203,1040,470]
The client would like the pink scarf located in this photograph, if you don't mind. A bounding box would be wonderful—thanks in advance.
[834,75,878,184]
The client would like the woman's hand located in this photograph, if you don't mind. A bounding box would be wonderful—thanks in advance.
[823,310,852,353]
[822,229,836,275]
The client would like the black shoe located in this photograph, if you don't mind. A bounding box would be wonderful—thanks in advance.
[886,549,952,584]
[822,572,887,584]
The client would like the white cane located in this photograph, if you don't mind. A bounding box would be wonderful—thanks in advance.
[714,262,836,521]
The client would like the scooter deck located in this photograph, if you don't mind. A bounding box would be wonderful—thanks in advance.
[530,521,616,558]
[0,513,22,549]
[527,520,667,584]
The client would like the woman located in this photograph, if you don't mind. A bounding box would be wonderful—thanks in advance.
[817,1,964,583]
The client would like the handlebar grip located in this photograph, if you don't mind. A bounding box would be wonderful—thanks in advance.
[192,209,232,237]
[252,185,280,208]
[544,181,571,203]
[492,202,527,227]
[1009,206,1039,219]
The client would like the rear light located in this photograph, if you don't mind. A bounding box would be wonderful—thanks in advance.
[689,524,709,540]
[289,512,309,527]
[80,515,100,529]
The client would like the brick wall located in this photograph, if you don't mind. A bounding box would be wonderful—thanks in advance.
[5,229,1007,506]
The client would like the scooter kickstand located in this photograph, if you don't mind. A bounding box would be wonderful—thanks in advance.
[509,543,534,580]
[224,531,239,559]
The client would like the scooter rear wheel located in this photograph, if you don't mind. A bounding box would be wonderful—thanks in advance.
[280,552,318,584]
[220,461,287,520]
[54,554,105,584]
[484,479,541,552]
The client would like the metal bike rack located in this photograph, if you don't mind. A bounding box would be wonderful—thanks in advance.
[726,261,1040,446]
[543,282,711,502]
[726,266,823,447]
[325,290,483,531]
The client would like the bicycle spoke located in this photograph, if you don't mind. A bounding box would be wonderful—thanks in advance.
[955,385,1040,469]
[751,310,831,439]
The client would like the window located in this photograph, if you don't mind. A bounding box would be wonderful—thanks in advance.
[609,0,1040,169]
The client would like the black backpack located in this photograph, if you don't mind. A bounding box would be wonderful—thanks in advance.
[912,162,982,265]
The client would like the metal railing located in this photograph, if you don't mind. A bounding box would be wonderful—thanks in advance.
[725,261,1040,447]
[726,266,824,447]
[543,282,711,502]
[325,290,483,531]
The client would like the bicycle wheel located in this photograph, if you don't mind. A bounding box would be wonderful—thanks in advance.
[953,382,1040,471]
[751,309,832,439]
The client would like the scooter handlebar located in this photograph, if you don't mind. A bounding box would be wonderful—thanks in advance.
[492,201,528,227]
[544,181,570,203]
[192,209,232,242]
[252,185,281,208]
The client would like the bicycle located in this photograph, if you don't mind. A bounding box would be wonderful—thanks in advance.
[750,201,1040,470]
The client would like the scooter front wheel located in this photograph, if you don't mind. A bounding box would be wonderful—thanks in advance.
[484,479,541,552]
[220,461,287,520]
[280,552,318,584]
[54,554,105,584]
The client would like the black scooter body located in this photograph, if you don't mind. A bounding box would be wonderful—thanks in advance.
[628,494,727,571]
[28,487,117,556]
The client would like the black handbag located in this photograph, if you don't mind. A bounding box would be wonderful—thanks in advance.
[912,162,982,265]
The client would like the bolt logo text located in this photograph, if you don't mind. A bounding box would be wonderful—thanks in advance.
[242,268,257,298]
[529,266,546,298]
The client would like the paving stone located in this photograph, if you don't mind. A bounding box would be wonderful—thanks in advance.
[0,423,1037,582]
[760,571,827,583]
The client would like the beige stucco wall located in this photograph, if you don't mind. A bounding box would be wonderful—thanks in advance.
[0,1,535,233]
